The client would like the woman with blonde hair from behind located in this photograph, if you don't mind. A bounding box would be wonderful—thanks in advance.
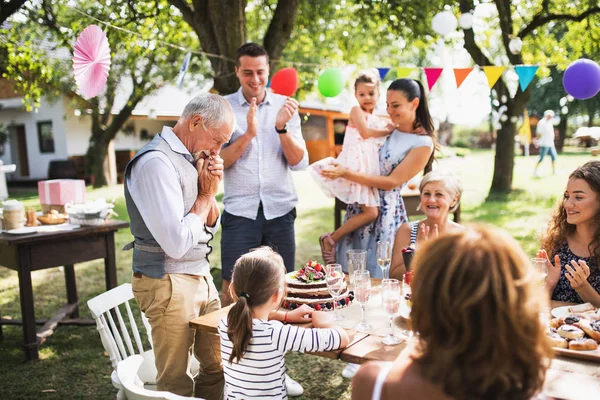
[352,225,552,400]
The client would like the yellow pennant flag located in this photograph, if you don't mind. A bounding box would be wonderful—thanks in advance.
[396,67,416,79]
[483,66,506,88]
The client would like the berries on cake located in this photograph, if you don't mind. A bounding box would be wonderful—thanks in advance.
[283,261,353,311]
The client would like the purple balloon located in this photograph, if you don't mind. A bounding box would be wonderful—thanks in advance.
[563,59,600,100]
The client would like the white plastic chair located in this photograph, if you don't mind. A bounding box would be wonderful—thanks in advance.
[88,283,157,399]
[117,355,198,399]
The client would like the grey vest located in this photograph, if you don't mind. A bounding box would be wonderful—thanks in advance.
[124,134,211,278]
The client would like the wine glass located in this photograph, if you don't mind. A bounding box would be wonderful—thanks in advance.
[381,279,404,345]
[346,249,367,286]
[353,270,371,331]
[326,264,344,321]
[377,241,391,280]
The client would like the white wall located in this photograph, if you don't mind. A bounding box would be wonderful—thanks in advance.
[0,97,68,180]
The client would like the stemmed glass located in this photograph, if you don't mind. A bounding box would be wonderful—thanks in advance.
[353,270,371,331]
[376,241,391,280]
[381,279,404,345]
[326,264,345,321]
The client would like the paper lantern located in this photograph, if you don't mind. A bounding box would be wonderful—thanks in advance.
[508,37,523,55]
[270,67,299,97]
[72,25,111,98]
[563,59,600,100]
[459,13,473,29]
[432,11,458,37]
[318,68,345,97]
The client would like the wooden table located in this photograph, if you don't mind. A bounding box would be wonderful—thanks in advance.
[0,220,129,360]
[190,299,600,399]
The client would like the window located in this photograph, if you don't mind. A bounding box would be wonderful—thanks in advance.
[37,121,55,153]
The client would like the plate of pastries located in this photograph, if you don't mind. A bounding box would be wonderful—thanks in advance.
[548,303,600,359]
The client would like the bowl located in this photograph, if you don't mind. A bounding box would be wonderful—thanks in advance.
[37,214,68,225]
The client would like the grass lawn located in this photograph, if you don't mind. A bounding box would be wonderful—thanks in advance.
[0,148,596,400]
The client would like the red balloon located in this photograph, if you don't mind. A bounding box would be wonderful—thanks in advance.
[270,68,299,97]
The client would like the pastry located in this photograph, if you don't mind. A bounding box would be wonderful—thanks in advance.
[568,338,598,351]
[549,318,563,329]
[546,330,568,349]
[557,324,585,340]
[568,302,596,313]
[574,319,600,342]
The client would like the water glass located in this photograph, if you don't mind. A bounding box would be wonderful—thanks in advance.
[346,249,367,286]
[353,270,371,331]
[326,264,344,321]
[377,241,391,280]
[531,257,548,285]
[381,279,404,345]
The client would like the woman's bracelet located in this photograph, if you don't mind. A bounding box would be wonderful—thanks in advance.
[284,311,289,324]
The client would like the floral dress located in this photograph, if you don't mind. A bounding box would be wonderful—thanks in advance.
[335,130,433,278]
[551,241,600,304]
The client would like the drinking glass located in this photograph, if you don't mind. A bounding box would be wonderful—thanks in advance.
[381,279,404,345]
[326,264,345,321]
[377,241,391,280]
[346,249,367,286]
[353,270,371,331]
[531,257,550,325]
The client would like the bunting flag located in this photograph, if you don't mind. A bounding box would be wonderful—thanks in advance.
[396,67,416,79]
[483,66,506,89]
[424,68,444,91]
[377,68,390,80]
[514,65,539,92]
[176,52,192,88]
[453,68,473,88]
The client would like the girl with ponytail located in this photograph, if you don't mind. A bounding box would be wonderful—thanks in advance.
[321,78,435,281]
[217,247,349,399]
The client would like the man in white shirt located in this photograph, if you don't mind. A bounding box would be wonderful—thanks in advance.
[124,93,234,399]
[534,110,557,177]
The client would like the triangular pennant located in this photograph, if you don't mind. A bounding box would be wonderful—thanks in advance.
[377,68,390,80]
[483,66,506,89]
[176,52,192,88]
[453,68,473,88]
[514,65,539,92]
[424,68,444,91]
[396,67,416,79]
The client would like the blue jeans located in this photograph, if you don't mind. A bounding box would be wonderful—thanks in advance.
[538,146,557,162]
[220,205,296,281]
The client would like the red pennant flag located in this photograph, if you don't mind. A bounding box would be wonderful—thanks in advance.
[424,68,443,91]
[453,68,473,88]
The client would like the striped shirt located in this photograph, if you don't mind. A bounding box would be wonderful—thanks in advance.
[222,88,309,220]
[218,317,342,399]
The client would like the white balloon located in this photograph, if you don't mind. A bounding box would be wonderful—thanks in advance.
[561,106,569,115]
[508,37,523,55]
[432,11,458,37]
[459,13,474,29]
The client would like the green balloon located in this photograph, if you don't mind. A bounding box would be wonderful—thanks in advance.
[318,68,345,97]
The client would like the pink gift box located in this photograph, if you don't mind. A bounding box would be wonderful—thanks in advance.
[38,179,86,206]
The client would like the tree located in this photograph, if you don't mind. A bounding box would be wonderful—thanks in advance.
[3,0,203,187]
[359,0,600,195]
[0,0,26,25]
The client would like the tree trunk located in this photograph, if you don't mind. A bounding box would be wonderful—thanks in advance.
[87,131,110,188]
[557,116,568,152]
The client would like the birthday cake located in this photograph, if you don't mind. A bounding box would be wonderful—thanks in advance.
[283,261,353,311]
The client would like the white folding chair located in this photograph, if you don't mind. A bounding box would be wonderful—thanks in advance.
[117,355,198,400]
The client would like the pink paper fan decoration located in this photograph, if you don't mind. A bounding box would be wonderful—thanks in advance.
[72,25,111,99]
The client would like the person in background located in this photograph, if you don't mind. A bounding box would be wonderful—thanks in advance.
[390,170,463,280]
[124,93,235,398]
[352,225,552,400]
[534,110,557,177]
[539,161,600,306]
[219,247,349,400]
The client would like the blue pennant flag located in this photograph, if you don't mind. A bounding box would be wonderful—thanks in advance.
[514,65,539,92]
[377,68,390,80]
[176,52,192,88]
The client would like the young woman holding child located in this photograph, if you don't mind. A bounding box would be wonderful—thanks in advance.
[320,78,435,278]
[389,170,463,280]
[310,70,396,263]
[218,247,349,400]
[352,225,552,400]
[539,160,600,306]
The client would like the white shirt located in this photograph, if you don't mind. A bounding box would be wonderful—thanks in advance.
[126,126,219,261]
[222,89,309,220]
[218,318,342,400]
[537,118,556,147]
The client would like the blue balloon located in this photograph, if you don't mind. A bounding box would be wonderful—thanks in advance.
[563,59,600,100]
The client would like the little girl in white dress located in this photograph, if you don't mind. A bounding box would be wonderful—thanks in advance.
[308,70,394,263]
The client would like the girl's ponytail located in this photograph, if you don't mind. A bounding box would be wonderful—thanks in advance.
[227,295,253,363]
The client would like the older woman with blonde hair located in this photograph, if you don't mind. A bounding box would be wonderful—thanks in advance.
[390,170,463,280]
[352,225,552,400]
